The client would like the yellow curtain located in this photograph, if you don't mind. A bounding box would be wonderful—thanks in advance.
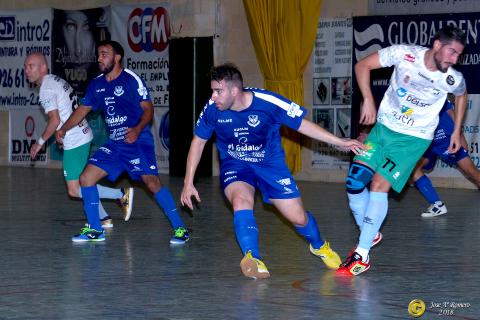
[243,0,322,174]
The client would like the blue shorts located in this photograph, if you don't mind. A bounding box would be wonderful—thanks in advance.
[422,143,469,171]
[422,106,469,170]
[88,141,158,181]
[220,157,300,203]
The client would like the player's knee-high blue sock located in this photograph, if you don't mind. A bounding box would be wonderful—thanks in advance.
[295,211,324,249]
[357,192,388,259]
[78,187,109,220]
[347,188,370,230]
[415,175,441,204]
[234,210,260,258]
[154,187,185,230]
[96,185,123,200]
[346,163,374,231]
[81,185,102,231]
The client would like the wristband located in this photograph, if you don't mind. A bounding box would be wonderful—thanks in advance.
[37,137,45,146]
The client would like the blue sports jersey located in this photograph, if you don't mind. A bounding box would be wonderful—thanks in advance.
[81,69,153,145]
[432,100,454,141]
[195,88,307,164]
[422,100,468,170]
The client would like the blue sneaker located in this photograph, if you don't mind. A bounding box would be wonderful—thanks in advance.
[72,227,105,242]
[170,227,190,245]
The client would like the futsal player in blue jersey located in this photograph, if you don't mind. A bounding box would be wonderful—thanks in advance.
[56,40,189,244]
[180,63,365,279]
[411,100,480,217]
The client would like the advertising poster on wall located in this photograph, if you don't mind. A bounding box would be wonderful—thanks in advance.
[9,108,48,165]
[312,17,352,169]
[52,7,110,98]
[152,107,170,173]
[0,8,51,110]
[110,4,170,108]
[49,7,111,161]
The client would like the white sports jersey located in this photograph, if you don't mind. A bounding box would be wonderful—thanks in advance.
[377,44,466,140]
[39,75,92,150]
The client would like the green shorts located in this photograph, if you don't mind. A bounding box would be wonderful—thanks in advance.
[63,143,91,181]
[354,123,431,193]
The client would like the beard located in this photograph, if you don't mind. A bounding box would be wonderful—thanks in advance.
[100,61,114,75]
[433,52,449,73]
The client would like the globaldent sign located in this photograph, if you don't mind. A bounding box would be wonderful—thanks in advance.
[353,13,480,93]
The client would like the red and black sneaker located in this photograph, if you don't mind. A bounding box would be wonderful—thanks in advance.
[372,232,383,247]
[336,252,370,276]
[346,232,383,260]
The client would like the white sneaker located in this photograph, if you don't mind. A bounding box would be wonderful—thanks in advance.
[84,218,113,228]
[120,187,134,221]
[421,201,447,218]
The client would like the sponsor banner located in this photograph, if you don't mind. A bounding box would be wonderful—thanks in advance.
[52,7,111,98]
[110,4,170,107]
[9,108,48,165]
[369,0,480,15]
[152,107,170,173]
[0,8,52,109]
[353,13,480,178]
[312,17,352,169]
[353,13,480,92]
[50,7,110,161]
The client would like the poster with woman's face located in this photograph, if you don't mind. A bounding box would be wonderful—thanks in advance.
[52,7,110,97]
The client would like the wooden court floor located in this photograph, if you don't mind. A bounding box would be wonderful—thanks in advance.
[0,166,478,319]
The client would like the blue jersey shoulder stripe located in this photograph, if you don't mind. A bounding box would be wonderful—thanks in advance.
[124,68,149,100]
[253,91,304,118]
[124,68,145,89]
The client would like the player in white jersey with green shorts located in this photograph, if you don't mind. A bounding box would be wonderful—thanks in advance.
[337,26,468,276]
[24,52,133,227]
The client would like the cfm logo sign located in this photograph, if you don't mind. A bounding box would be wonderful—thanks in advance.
[128,7,170,53]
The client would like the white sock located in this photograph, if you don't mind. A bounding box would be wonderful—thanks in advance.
[355,247,369,262]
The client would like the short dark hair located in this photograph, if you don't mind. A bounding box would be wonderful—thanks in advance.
[97,40,124,63]
[211,63,243,88]
[433,25,466,46]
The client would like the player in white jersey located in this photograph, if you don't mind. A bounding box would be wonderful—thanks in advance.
[339,26,468,276]
[24,53,133,227]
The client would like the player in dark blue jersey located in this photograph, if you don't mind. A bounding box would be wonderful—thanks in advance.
[412,100,480,217]
[180,63,365,279]
[56,40,189,244]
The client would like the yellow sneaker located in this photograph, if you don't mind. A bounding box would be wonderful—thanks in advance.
[240,251,270,279]
[310,241,341,270]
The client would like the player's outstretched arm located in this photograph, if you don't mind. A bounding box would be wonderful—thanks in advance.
[181,136,208,210]
[31,109,60,159]
[355,52,382,125]
[55,105,91,145]
[297,119,365,154]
